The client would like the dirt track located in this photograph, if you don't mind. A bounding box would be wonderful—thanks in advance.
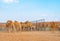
[0,31,60,41]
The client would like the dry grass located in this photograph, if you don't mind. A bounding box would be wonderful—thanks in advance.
[0,31,60,41]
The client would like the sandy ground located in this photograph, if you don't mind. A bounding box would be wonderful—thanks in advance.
[0,31,60,41]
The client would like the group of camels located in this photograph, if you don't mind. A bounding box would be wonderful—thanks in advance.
[5,20,32,32]
[4,20,59,32]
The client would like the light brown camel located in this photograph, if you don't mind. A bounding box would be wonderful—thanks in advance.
[14,21,21,32]
[22,21,33,31]
[6,20,16,32]
[20,21,32,31]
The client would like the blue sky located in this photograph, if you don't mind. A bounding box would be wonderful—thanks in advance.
[0,0,60,22]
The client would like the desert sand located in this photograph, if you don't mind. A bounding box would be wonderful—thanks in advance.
[0,31,60,41]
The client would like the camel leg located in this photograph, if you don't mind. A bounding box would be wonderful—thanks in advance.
[13,24,17,32]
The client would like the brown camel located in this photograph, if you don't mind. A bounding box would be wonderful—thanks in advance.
[50,22,58,31]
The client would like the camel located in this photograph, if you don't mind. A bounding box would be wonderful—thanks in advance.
[24,21,32,27]
[14,21,21,32]
[21,22,26,31]
[50,22,58,31]
[25,21,33,31]
[6,20,16,32]
[21,21,33,31]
